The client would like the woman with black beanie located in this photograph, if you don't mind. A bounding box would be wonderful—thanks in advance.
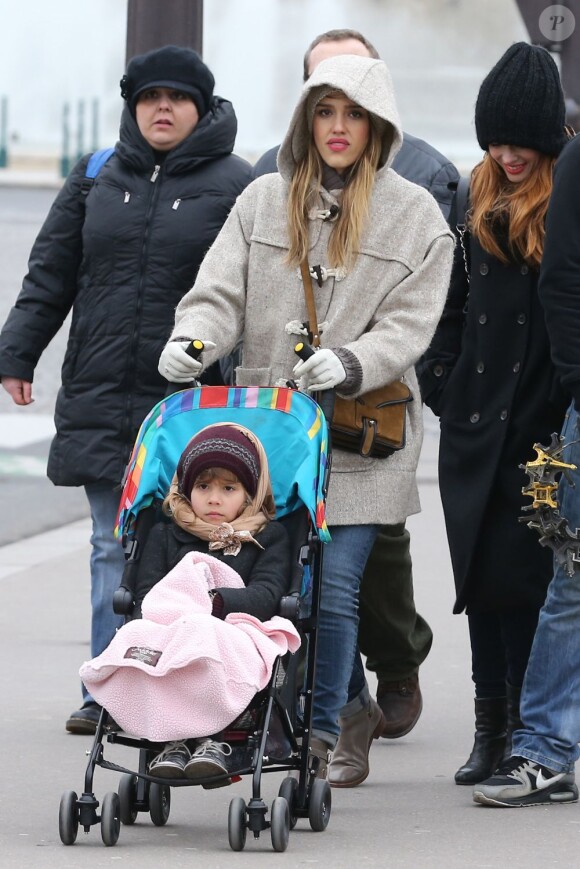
[418,42,572,786]
[0,45,252,734]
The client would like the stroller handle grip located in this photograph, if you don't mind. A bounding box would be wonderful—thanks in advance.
[294,341,315,362]
[294,343,335,426]
[164,340,204,397]
[185,339,205,360]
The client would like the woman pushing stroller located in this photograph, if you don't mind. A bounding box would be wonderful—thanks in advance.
[81,422,297,784]
[158,55,454,785]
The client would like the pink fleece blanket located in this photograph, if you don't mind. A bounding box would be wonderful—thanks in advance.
[79,551,300,740]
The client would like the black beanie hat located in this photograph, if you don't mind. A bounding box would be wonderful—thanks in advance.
[120,45,215,118]
[177,425,261,500]
[475,42,567,157]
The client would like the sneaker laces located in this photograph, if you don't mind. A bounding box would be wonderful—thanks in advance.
[153,741,191,763]
[192,739,232,759]
[493,756,550,782]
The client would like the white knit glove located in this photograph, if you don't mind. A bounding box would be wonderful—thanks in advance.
[293,348,346,392]
[158,340,216,383]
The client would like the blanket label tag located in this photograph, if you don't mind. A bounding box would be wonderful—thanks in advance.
[124,646,162,666]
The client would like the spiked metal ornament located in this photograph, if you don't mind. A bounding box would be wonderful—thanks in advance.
[520,433,580,577]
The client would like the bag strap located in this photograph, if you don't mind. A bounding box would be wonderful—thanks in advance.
[80,146,115,197]
[299,259,321,348]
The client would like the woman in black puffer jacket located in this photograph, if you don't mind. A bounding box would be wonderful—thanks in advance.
[0,46,252,733]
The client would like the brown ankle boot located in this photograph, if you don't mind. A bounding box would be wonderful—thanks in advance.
[327,698,385,788]
[376,674,423,739]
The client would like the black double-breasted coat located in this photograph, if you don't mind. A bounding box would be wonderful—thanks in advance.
[418,231,568,613]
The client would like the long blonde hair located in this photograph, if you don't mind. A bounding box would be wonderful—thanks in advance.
[469,151,556,268]
[286,117,383,270]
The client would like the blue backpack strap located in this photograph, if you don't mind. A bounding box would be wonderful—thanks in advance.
[80,147,115,196]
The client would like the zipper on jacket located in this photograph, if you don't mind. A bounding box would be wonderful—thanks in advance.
[124,192,131,203]
[172,198,181,210]
[121,165,163,450]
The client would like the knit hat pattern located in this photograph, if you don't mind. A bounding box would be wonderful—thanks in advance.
[120,45,215,118]
[475,42,567,156]
[177,424,261,499]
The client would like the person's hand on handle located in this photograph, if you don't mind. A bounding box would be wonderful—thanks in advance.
[293,345,346,392]
[2,377,34,405]
[158,339,216,383]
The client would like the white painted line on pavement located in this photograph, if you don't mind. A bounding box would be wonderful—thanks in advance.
[0,452,47,476]
[0,413,55,447]
[0,518,92,580]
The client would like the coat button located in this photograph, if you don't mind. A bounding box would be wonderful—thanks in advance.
[470,412,480,423]
[433,364,444,377]
[500,409,508,420]
[478,313,487,324]
[479,263,489,275]
[476,362,485,373]
[513,361,521,373]
[517,313,527,325]
[520,264,529,275]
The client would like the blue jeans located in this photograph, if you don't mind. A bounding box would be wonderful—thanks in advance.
[513,404,580,773]
[81,483,125,704]
[312,523,379,746]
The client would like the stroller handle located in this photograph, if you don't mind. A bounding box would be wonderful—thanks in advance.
[164,339,204,396]
[294,342,335,426]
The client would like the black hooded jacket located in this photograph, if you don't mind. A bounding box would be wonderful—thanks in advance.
[0,99,252,486]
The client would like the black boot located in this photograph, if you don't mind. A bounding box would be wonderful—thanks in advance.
[501,683,522,765]
[455,697,507,785]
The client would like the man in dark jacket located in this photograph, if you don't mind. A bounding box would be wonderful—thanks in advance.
[251,29,459,765]
[473,135,580,808]
[0,46,252,734]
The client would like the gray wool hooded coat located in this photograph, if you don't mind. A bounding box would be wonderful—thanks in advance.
[170,56,454,525]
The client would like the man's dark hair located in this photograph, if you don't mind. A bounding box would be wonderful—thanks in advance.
[303,29,380,81]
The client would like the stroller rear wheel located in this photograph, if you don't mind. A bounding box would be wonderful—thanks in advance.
[149,783,171,826]
[228,796,247,851]
[118,774,139,825]
[278,776,298,829]
[308,778,331,832]
[270,796,290,852]
[100,792,121,846]
[58,790,79,845]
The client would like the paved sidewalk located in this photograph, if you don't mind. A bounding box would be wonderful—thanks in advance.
[1,414,579,866]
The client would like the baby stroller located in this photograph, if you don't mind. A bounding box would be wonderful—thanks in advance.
[58,384,332,852]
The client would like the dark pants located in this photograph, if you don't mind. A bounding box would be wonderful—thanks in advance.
[467,608,540,698]
[358,523,433,682]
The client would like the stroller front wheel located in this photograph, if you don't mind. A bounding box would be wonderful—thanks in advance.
[100,792,121,846]
[308,778,331,832]
[58,790,79,845]
[228,796,247,851]
[270,796,290,852]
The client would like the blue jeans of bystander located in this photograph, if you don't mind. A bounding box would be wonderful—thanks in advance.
[312,523,379,746]
[82,483,125,704]
[513,403,580,773]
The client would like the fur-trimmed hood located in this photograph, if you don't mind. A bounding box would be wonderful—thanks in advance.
[277,55,403,181]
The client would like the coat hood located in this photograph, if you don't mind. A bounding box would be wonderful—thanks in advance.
[278,55,403,181]
[116,95,239,174]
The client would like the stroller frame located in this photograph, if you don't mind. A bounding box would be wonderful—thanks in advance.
[59,385,333,852]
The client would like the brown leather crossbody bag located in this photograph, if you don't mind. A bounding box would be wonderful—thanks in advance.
[299,260,413,458]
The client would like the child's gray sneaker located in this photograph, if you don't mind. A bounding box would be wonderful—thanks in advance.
[149,741,191,779]
[473,755,578,807]
[184,739,232,782]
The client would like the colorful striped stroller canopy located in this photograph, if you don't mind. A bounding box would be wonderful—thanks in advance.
[115,386,330,543]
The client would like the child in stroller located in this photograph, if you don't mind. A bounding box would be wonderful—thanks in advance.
[81,421,298,783]
[61,384,331,852]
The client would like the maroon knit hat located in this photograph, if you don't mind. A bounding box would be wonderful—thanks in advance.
[177,424,261,499]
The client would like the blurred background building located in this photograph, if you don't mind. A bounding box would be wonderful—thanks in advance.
[0,0,575,175]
